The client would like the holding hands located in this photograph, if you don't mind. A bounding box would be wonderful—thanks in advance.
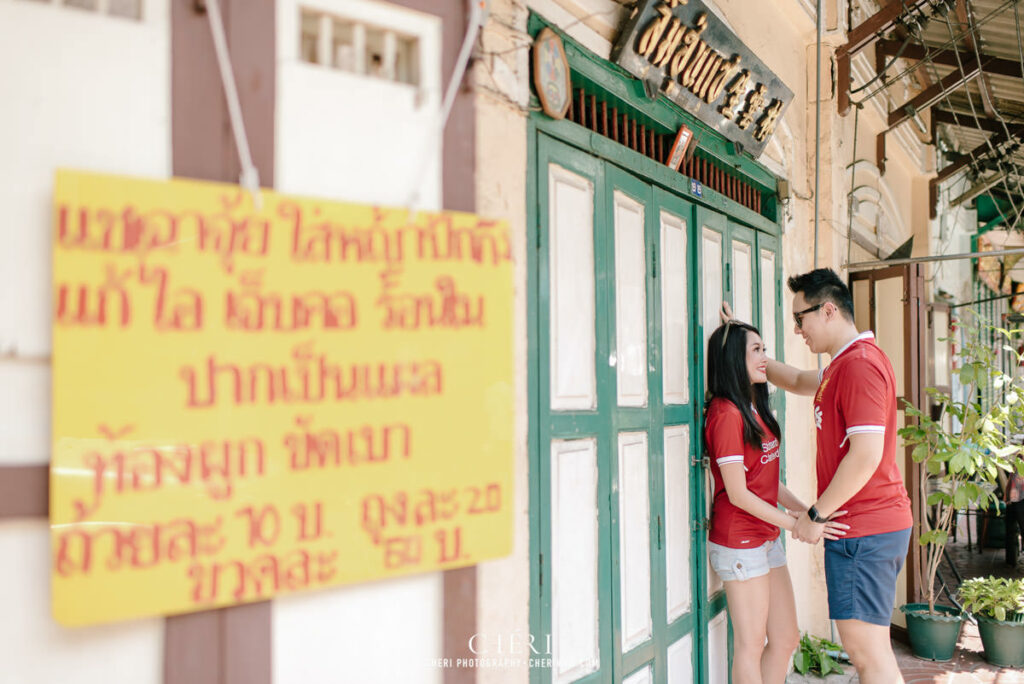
[787,509,849,544]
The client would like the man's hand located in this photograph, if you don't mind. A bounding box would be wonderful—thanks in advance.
[793,511,826,544]
[822,510,850,541]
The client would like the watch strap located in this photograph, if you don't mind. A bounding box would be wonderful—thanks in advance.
[807,505,828,523]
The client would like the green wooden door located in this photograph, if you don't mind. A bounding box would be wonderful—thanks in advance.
[530,131,780,684]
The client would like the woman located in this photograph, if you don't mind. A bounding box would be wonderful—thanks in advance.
[705,319,848,684]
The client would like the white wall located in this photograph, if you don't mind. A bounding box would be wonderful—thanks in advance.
[931,192,976,305]
[1,522,164,684]
[275,0,442,208]
[0,0,170,680]
[272,2,444,682]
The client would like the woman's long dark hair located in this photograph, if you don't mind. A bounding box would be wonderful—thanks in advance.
[705,321,781,448]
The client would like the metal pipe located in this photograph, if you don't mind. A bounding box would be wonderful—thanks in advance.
[846,246,1024,271]
[815,0,821,268]
[949,291,1020,309]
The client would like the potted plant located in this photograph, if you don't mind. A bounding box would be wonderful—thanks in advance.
[958,576,1024,667]
[898,316,1024,661]
[792,633,845,677]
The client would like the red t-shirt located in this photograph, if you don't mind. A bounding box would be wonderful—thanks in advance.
[705,397,781,548]
[813,333,913,538]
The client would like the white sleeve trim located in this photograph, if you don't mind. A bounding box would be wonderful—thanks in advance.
[846,425,886,435]
[840,425,885,447]
[717,455,745,467]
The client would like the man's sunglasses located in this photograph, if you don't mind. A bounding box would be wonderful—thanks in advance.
[793,303,823,329]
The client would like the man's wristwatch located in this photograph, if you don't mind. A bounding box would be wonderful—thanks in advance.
[807,505,828,523]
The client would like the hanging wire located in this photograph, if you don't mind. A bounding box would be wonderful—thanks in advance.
[847,103,862,266]
[850,35,913,94]
[849,0,1019,106]
[955,4,1024,223]
[935,9,1024,226]
[839,0,1024,284]
[406,0,487,211]
[204,0,261,207]
[877,5,1024,234]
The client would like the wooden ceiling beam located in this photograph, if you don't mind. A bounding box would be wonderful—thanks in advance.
[933,108,1009,133]
[838,0,930,115]
[887,57,981,130]
[876,39,1024,79]
[935,122,1024,184]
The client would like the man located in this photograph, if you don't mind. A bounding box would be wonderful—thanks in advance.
[766,268,912,684]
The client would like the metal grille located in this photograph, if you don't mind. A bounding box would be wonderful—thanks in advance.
[567,86,765,216]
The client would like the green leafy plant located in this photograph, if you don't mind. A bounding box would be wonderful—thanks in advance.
[792,633,845,677]
[899,315,1024,614]
[958,576,1024,622]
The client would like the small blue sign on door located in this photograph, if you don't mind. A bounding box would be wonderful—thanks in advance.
[690,179,703,198]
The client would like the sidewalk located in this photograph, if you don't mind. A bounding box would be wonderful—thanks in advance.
[786,621,1024,684]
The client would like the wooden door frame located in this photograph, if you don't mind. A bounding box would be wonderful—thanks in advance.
[848,264,927,605]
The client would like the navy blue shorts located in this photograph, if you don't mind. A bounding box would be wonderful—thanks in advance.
[824,527,911,626]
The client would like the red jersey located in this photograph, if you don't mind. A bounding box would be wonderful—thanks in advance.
[705,397,781,548]
[813,332,912,538]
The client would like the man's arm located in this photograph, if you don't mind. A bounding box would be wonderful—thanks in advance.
[792,432,883,542]
[766,358,820,396]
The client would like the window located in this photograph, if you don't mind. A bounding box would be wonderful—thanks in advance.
[18,0,142,20]
[299,8,420,86]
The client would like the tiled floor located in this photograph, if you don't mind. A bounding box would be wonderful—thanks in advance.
[787,535,1024,683]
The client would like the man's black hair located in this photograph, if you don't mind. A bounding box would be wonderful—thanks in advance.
[704,321,780,448]
[787,267,854,321]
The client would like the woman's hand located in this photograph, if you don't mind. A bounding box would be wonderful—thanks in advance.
[719,301,734,324]
[785,509,804,540]
[822,510,850,541]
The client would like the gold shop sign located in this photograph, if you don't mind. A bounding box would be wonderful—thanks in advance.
[612,0,793,158]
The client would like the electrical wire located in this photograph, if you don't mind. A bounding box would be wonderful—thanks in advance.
[847,103,862,267]
[849,35,913,94]
[873,8,1024,235]
[956,6,1024,225]
[849,0,1018,106]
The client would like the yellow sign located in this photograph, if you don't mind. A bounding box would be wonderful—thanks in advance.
[50,170,514,626]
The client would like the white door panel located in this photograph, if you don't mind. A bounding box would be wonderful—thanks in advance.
[618,431,653,652]
[623,665,653,684]
[661,210,689,405]
[701,228,723,354]
[664,425,691,622]
[759,249,776,355]
[707,610,729,684]
[614,190,648,407]
[551,438,601,682]
[667,633,694,684]
[549,163,597,411]
[732,239,753,325]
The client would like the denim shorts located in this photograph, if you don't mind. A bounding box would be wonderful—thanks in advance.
[708,538,786,582]
[824,527,911,626]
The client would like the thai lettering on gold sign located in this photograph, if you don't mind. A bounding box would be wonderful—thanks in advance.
[50,170,514,626]
[612,0,793,156]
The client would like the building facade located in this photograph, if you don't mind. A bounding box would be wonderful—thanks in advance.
[0,1,945,683]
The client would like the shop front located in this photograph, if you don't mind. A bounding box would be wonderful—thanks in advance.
[522,6,789,681]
